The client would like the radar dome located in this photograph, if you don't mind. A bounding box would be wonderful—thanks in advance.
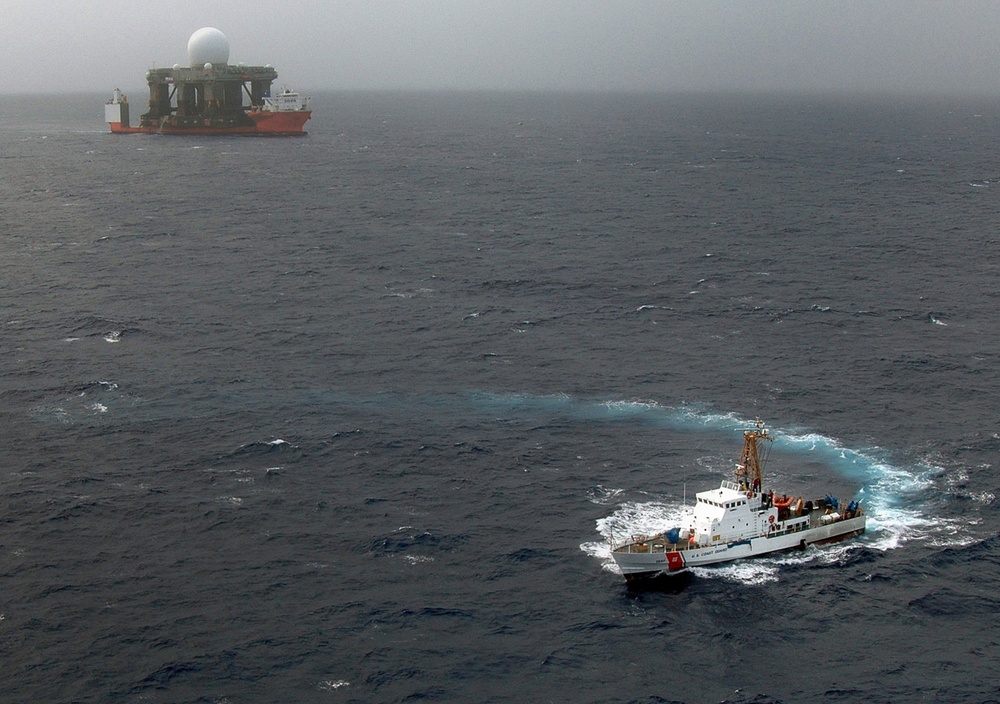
[187,27,230,67]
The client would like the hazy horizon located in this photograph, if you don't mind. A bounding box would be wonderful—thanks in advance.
[4,1,1000,97]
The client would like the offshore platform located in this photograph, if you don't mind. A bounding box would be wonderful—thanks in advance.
[106,27,311,136]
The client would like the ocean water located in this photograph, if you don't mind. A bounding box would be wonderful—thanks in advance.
[1,90,999,703]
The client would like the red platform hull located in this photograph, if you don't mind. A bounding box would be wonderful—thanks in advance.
[110,110,310,136]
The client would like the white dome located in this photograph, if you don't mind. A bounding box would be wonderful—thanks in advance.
[187,27,230,67]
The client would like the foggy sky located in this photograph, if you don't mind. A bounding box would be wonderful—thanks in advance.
[4,0,1000,95]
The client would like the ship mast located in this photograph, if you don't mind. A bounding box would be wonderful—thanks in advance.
[734,419,773,493]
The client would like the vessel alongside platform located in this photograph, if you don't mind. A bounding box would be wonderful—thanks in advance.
[105,27,311,136]
[611,420,866,582]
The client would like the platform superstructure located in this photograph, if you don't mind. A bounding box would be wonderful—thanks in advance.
[105,27,311,136]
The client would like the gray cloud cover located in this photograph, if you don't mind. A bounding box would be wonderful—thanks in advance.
[3,0,1000,94]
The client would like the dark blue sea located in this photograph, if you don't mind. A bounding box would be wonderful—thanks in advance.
[2,90,999,703]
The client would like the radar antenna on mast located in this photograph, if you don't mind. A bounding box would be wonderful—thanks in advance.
[734,418,773,493]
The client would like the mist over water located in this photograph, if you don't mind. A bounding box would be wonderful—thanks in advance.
[2,91,999,702]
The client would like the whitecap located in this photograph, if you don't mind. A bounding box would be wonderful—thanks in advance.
[587,485,624,505]
[404,555,434,564]
[318,680,350,691]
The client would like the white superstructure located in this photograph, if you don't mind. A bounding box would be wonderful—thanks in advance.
[261,88,310,112]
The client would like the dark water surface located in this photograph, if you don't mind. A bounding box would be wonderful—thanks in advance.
[2,91,999,702]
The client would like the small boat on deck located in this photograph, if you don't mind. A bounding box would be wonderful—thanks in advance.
[611,420,866,582]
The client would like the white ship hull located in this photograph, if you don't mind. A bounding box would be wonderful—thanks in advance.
[613,514,866,581]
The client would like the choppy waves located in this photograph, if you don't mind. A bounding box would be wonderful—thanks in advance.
[6,92,1000,703]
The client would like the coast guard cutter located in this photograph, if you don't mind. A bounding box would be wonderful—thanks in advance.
[611,420,866,582]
